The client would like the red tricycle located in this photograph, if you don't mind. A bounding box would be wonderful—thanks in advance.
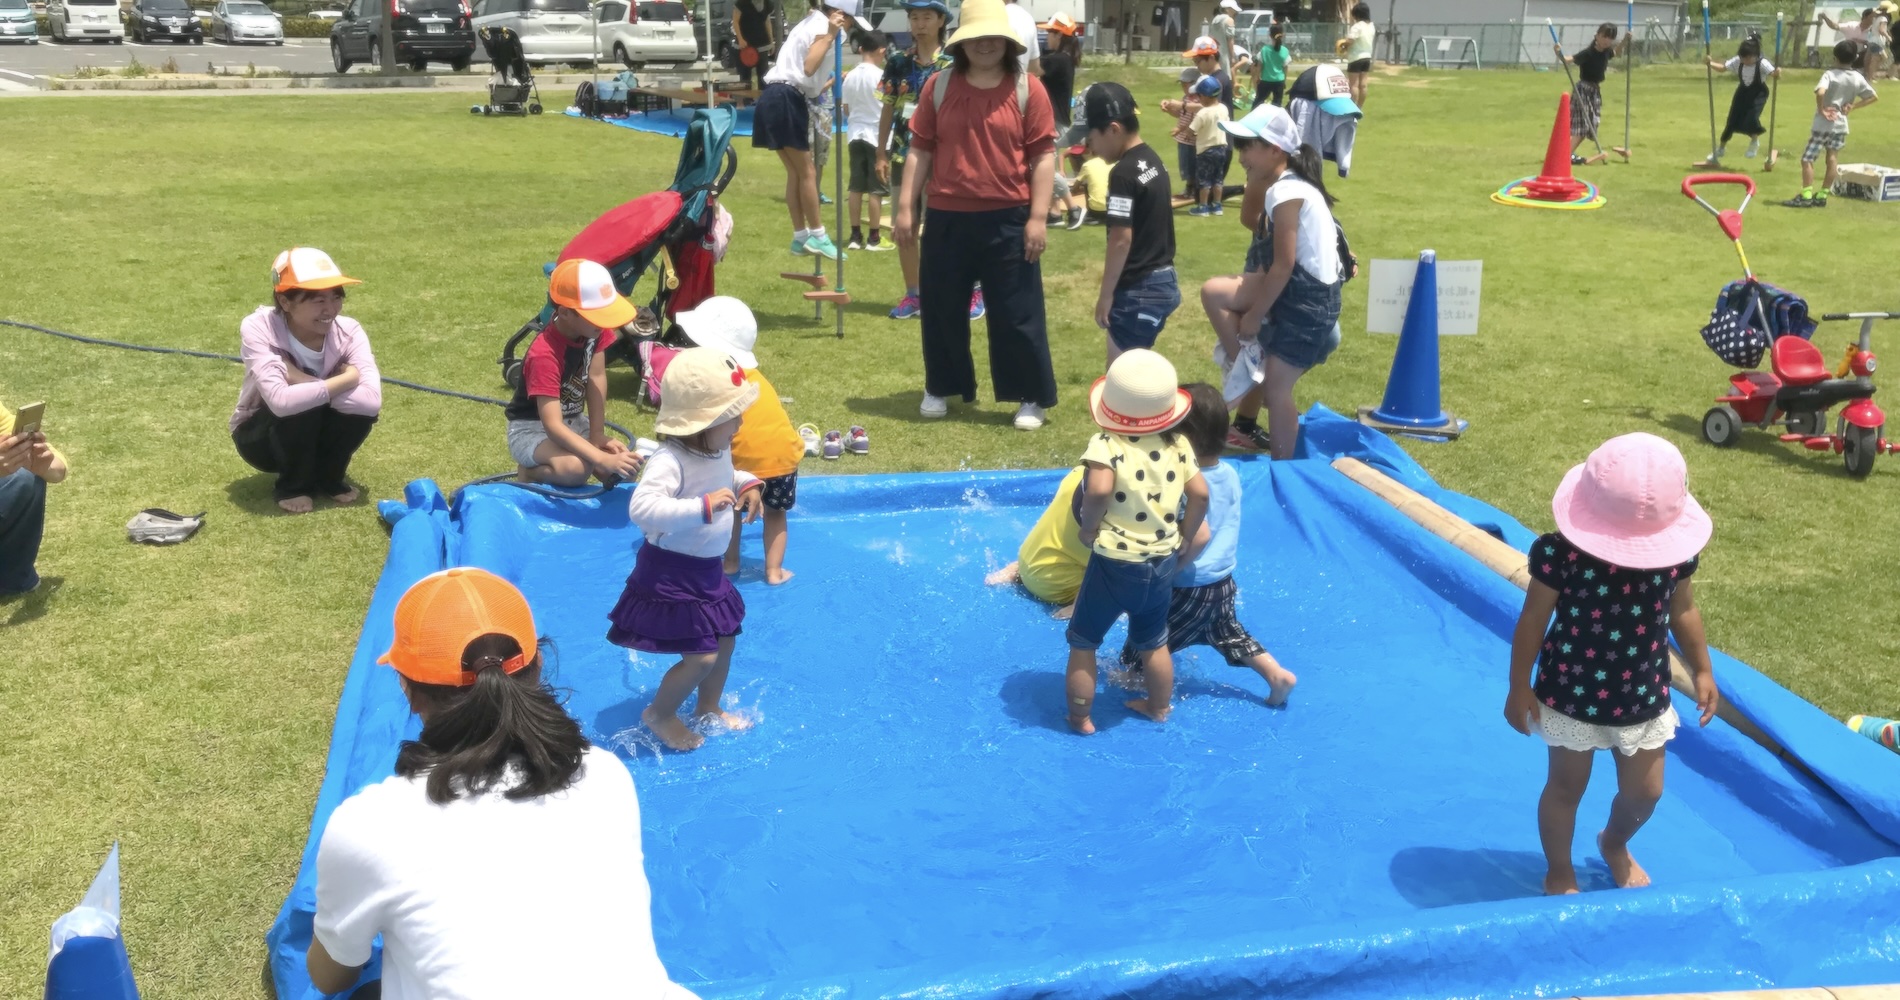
[1683,173,1898,477]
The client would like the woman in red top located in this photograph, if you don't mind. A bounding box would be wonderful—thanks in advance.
[894,0,1058,431]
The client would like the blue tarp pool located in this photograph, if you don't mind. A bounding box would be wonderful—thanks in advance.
[267,411,1900,999]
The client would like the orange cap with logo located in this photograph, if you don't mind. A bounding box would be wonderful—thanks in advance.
[549,258,636,329]
[272,247,363,294]
[378,567,539,687]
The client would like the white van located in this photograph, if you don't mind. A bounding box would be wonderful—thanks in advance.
[48,0,127,41]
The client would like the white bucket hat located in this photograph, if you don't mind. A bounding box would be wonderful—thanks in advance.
[654,347,760,436]
[1088,349,1191,435]
[675,296,759,369]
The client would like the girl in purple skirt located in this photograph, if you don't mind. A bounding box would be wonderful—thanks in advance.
[608,347,766,751]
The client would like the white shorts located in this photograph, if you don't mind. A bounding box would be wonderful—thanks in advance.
[507,413,590,468]
[1536,704,1680,757]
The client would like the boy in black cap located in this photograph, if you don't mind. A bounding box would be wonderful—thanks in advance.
[1088,82,1180,367]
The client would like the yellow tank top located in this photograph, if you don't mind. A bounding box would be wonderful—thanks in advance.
[1016,467,1091,605]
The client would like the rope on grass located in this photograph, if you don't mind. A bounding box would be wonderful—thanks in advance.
[1,317,630,501]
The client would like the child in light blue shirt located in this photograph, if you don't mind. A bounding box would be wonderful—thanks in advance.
[1122,383,1297,706]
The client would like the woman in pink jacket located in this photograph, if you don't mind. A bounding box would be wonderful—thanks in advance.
[230,247,382,514]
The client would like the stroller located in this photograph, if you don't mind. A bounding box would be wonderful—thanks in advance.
[498,106,740,393]
[471,26,542,116]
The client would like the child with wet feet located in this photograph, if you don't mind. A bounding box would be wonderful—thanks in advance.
[607,348,766,751]
[1064,349,1209,734]
[1503,433,1720,894]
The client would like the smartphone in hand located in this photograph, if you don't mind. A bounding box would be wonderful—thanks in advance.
[12,401,45,437]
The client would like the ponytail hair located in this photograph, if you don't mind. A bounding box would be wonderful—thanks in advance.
[394,634,589,805]
[1285,143,1337,207]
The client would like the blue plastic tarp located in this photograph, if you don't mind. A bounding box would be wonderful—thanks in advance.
[565,107,756,138]
[268,409,1900,999]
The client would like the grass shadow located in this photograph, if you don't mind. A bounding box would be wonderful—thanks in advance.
[1387,845,1613,908]
[1636,408,1850,479]
[843,392,1020,427]
[225,473,286,516]
[1,576,62,627]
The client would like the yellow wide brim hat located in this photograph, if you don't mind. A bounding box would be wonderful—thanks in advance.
[946,0,1025,59]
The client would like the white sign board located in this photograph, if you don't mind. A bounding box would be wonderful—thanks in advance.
[1366,258,1483,336]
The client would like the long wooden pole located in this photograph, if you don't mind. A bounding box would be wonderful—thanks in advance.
[1329,457,1796,770]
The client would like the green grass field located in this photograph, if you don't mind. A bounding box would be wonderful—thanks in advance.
[4,61,1900,997]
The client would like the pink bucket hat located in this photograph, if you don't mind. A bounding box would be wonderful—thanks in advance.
[1551,433,1712,569]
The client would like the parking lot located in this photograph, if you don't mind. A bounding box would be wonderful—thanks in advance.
[0,35,499,88]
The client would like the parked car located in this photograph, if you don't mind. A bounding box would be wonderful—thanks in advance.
[330,0,477,71]
[593,0,695,67]
[47,0,126,42]
[690,0,733,67]
[129,0,206,42]
[0,0,39,42]
[209,0,285,43]
[472,0,596,67]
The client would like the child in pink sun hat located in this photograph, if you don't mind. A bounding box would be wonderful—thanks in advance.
[1504,432,1720,896]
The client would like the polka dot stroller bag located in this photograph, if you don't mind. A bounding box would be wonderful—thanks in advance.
[1700,278,1816,368]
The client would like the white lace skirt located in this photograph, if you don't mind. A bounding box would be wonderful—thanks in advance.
[1535,704,1680,756]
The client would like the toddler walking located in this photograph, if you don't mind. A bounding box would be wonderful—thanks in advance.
[1503,433,1719,894]
[1065,349,1209,734]
[608,347,766,751]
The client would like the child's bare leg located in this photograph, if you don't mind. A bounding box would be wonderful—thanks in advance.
[527,441,590,487]
[984,560,1021,586]
[724,517,743,575]
[849,190,864,232]
[1242,650,1297,706]
[1065,646,1099,734]
[691,634,752,730]
[870,193,883,231]
[762,507,792,585]
[643,652,718,751]
[1200,275,1247,357]
[1126,645,1174,721]
[1599,745,1664,888]
[1262,355,1307,461]
[1823,149,1842,191]
[1538,747,1594,894]
[1801,157,1817,189]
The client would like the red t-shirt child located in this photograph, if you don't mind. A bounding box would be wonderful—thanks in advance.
[504,323,618,423]
[907,71,1057,213]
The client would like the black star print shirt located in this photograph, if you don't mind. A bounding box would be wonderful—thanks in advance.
[1529,533,1699,728]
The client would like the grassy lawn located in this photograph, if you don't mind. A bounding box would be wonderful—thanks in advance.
[3,61,1900,997]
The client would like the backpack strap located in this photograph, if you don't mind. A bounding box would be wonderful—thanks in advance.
[930,68,1030,116]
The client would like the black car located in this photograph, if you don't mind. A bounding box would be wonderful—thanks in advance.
[330,0,476,72]
[129,0,204,43]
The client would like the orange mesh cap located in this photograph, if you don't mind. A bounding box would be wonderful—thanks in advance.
[377,568,539,687]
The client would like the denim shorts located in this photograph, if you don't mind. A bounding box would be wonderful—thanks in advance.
[1107,267,1181,352]
[1066,550,1179,652]
[1251,237,1344,370]
[1195,146,1230,189]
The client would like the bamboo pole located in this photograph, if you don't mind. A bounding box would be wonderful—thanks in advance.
[1329,457,1795,770]
[1581,987,1900,999]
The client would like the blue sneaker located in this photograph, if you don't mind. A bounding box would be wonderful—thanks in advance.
[805,234,845,261]
[889,294,922,320]
[1187,205,1211,217]
[791,236,812,256]
[1211,205,1224,216]
[970,287,986,320]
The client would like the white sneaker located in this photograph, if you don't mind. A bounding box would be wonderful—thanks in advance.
[1745,137,1760,158]
[1014,402,1046,431]
[920,393,949,418]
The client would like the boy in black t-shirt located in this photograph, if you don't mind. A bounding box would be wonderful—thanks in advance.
[1555,23,1629,164]
[1086,83,1181,367]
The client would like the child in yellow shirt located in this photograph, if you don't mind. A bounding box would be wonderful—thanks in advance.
[676,297,805,585]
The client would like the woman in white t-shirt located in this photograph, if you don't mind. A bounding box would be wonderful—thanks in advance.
[1202,103,1347,461]
[306,568,698,1000]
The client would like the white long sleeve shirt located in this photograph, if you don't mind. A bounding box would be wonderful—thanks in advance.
[627,441,763,559]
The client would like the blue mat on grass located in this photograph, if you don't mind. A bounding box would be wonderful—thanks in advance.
[267,407,1900,999]
[566,106,756,137]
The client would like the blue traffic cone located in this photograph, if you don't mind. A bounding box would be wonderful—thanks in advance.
[1359,249,1467,439]
[46,844,140,1000]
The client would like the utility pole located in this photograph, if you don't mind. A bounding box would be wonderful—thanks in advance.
[380,0,395,75]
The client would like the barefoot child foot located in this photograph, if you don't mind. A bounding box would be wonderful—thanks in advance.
[984,561,1023,587]
[643,705,707,751]
[1260,662,1298,707]
[1598,832,1651,888]
[766,567,795,585]
[693,707,755,731]
[1542,869,1581,895]
[1124,697,1171,722]
[278,496,314,514]
[1068,708,1097,735]
[330,484,360,505]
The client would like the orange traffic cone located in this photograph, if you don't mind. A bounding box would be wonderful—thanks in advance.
[1521,93,1590,203]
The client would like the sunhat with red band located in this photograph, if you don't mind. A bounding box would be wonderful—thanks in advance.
[549,258,636,329]
[1088,349,1192,435]
[378,568,540,687]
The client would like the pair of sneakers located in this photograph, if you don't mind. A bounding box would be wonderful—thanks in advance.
[919,395,1046,430]
[1783,189,1831,208]
[791,233,846,261]
[1187,203,1225,217]
[845,232,893,252]
[890,287,986,321]
[800,424,869,460]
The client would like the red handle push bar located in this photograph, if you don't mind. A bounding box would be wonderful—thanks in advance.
[1682,173,1755,243]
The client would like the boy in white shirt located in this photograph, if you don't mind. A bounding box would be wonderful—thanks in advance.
[755,0,872,261]
[1186,75,1231,215]
[1785,39,1879,208]
[843,31,892,251]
